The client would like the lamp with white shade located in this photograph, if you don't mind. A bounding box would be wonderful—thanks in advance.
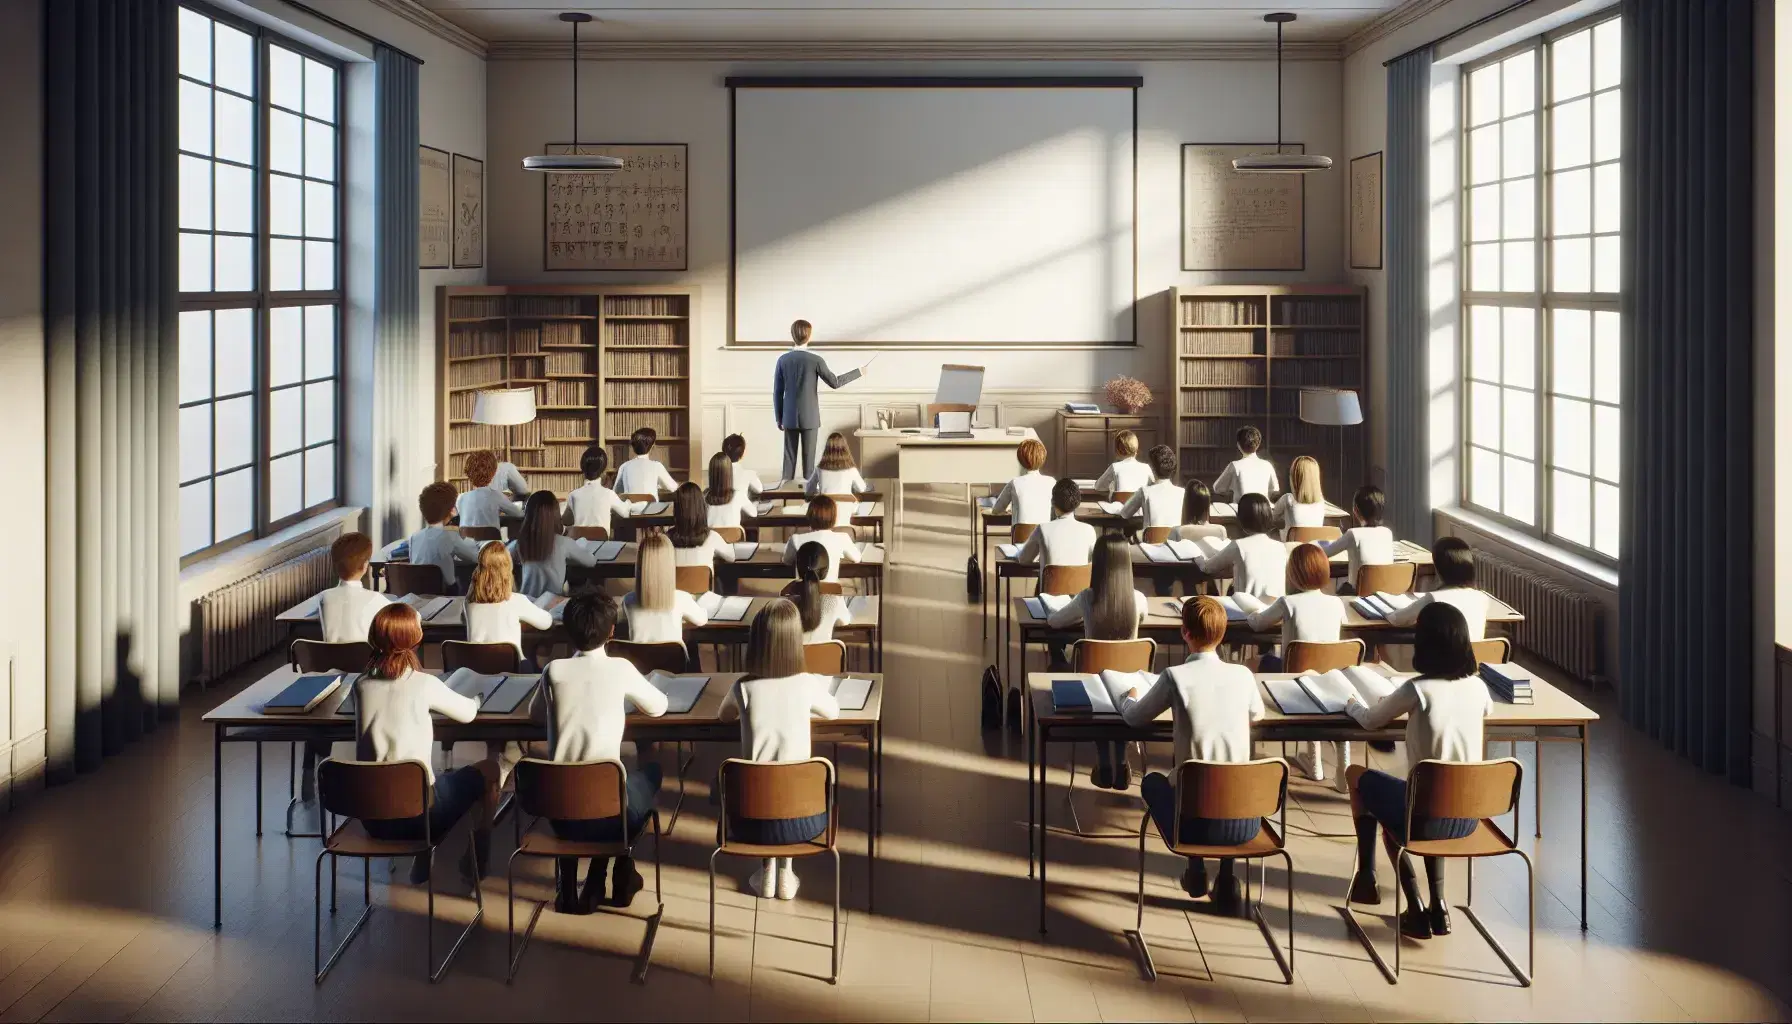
[473,388,537,475]
[1298,388,1362,485]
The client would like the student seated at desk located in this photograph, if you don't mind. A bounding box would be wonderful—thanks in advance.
[989,438,1055,528]
[1093,429,1152,498]
[718,599,841,900]
[1177,480,1228,544]
[621,533,708,651]
[804,432,871,497]
[705,452,756,529]
[1048,533,1150,791]
[410,482,484,594]
[510,491,598,599]
[352,603,500,886]
[565,446,630,531]
[1119,596,1265,913]
[723,433,767,496]
[1018,479,1098,567]
[614,427,678,498]
[1212,426,1279,503]
[793,543,853,644]
[670,482,738,570]
[457,450,523,530]
[482,448,531,503]
[1246,543,1351,786]
[1344,602,1493,939]
[1272,455,1328,539]
[1121,444,1187,529]
[1194,494,1288,599]
[320,532,390,642]
[1321,484,1394,594]
[464,541,553,663]
[783,495,860,583]
[1384,536,1488,640]
[541,592,667,913]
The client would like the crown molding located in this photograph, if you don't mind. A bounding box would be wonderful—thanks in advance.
[484,38,1343,62]
[366,0,488,58]
[1341,0,1460,57]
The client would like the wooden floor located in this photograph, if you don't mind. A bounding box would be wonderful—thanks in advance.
[2,485,1790,1022]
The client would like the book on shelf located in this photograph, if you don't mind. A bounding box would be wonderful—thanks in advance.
[1181,299,1264,326]
[607,295,685,317]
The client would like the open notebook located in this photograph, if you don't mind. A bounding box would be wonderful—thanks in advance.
[1048,674,1134,714]
[531,593,568,620]
[1096,500,1129,516]
[1022,593,1073,620]
[997,542,1023,559]
[398,594,452,622]
[629,501,671,516]
[1352,591,1418,620]
[696,593,753,622]
[1214,593,1267,621]
[1209,502,1237,518]
[829,676,873,711]
[846,595,876,618]
[1265,666,1403,715]
[732,541,760,560]
[640,671,709,714]
[444,668,540,715]
[1140,539,1205,563]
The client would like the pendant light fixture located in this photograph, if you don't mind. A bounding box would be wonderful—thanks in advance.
[522,12,624,173]
[1233,12,1334,173]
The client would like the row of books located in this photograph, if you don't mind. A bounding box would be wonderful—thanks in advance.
[1270,360,1363,387]
[1179,419,1259,447]
[446,361,505,388]
[607,350,687,376]
[609,322,686,346]
[1270,297,1361,326]
[605,410,684,436]
[515,322,586,352]
[540,380,597,406]
[539,413,596,442]
[1180,299,1266,326]
[1268,332,1363,356]
[447,295,504,319]
[1178,390,1262,415]
[446,328,507,358]
[1180,331,1261,356]
[512,296,589,317]
[607,295,685,316]
[544,349,595,375]
[607,381,684,405]
[1180,361,1263,386]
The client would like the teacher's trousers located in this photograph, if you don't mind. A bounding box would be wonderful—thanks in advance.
[781,427,819,483]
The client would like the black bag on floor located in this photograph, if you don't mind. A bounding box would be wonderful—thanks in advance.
[980,664,1002,730]
[966,554,981,600]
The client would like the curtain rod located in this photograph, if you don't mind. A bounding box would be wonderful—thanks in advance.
[1381,0,1537,67]
[286,0,425,64]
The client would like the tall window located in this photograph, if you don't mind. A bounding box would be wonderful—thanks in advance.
[178,3,342,561]
[1461,12,1621,562]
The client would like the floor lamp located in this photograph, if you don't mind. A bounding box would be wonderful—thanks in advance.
[473,387,537,482]
[1298,388,1362,485]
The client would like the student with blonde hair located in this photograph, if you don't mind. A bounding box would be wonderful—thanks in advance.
[1247,542,1351,785]
[509,490,598,598]
[782,495,860,583]
[620,533,709,648]
[564,446,630,531]
[989,438,1055,528]
[704,452,756,529]
[457,450,523,529]
[1048,532,1150,790]
[320,532,390,643]
[1093,429,1151,498]
[464,541,553,660]
[804,432,871,497]
[1272,455,1328,539]
[410,482,483,594]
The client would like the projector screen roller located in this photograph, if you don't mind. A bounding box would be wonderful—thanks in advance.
[730,82,1137,346]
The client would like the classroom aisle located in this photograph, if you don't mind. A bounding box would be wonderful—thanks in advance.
[0,485,1789,1022]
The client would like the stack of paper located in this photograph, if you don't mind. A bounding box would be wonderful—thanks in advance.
[1097,500,1127,516]
[1140,543,1180,563]
[997,542,1023,559]
[1353,591,1418,620]
[1023,593,1073,620]
[1210,502,1237,518]
[643,671,708,713]
[1480,662,1535,704]
[829,676,873,711]
[733,541,760,560]
[1166,538,1201,560]
[696,593,753,621]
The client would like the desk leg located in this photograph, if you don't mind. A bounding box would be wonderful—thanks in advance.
[869,723,879,912]
[1580,725,1589,931]
[1534,739,1543,837]
[1038,724,1048,933]
[213,723,223,929]
[981,516,989,638]
[1027,692,1035,879]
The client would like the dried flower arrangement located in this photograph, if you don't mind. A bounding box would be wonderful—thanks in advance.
[1104,376,1153,414]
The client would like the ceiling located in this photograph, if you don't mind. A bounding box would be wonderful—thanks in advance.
[416,1,1409,45]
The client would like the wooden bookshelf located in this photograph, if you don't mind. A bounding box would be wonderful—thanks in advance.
[436,285,698,499]
[1168,285,1366,491]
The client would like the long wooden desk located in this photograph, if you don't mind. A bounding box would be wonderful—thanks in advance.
[621,500,887,545]
[373,540,886,595]
[1023,669,1597,934]
[203,667,885,929]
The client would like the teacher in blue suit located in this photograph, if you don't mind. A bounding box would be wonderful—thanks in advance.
[773,319,863,483]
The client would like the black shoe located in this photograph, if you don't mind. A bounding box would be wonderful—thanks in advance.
[408,853,432,886]
[576,857,610,914]
[1111,760,1131,791]
[1089,764,1112,789]
[1212,873,1244,916]
[1181,860,1209,899]
[1399,908,1433,939]
[1428,903,1452,936]
[609,857,645,908]
[1348,870,1382,905]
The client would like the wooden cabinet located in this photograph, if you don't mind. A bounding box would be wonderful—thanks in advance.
[1055,412,1159,480]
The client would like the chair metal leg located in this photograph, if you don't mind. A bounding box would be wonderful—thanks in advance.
[707,849,721,981]
[1246,850,1295,984]
[254,742,264,837]
[314,851,375,984]
[1533,740,1543,838]
[1061,745,1139,840]
[504,849,544,984]
[428,832,485,983]
[665,742,696,835]
[831,847,842,985]
[1123,811,1158,981]
[1458,850,1534,986]
[285,744,323,839]
[631,813,666,986]
[1339,842,1400,984]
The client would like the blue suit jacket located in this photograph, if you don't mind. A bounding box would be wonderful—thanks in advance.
[772,348,860,430]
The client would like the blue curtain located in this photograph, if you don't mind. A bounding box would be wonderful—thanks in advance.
[1384,47,1432,544]
[374,46,421,542]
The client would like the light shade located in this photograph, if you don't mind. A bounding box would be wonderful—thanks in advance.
[522,152,624,173]
[1232,153,1336,173]
[472,387,537,426]
[1298,388,1362,426]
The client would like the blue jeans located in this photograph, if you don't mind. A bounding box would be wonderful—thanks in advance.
[1356,768,1477,843]
[363,764,487,843]
[1140,771,1257,879]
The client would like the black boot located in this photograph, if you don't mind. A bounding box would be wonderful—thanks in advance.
[1397,857,1431,938]
[1181,858,1209,898]
[579,857,611,913]
[1348,816,1382,904]
[1211,859,1244,917]
[609,855,645,908]
[1425,857,1452,935]
[555,857,583,913]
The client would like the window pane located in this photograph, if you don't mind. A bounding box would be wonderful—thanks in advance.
[1593,311,1620,403]
[1593,480,1619,556]
[1469,125,1501,185]
[271,174,302,237]
[214,234,254,292]
[1503,388,1535,458]
[1553,236,1591,292]
[214,468,253,541]
[1470,65,1502,126]
[1471,382,1501,446]
[1594,404,1620,482]
[270,306,304,387]
[1593,19,1622,91]
[1470,306,1500,380]
[305,444,336,507]
[1502,308,1535,386]
[179,80,211,156]
[305,59,336,122]
[270,46,303,112]
[1552,470,1590,546]
[180,481,212,555]
[270,386,302,455]
[179,404,211,482]
[1501,49,1535,116]
[213,91,253,165]
[214,161,253,234]
[1502,179,1534,238]
[1470,184,1500,242]
[305,120,335,181]
[1502,241,1534,293]
[270,453,303,521]
[1502,456,1536,524]
[214,307,254,394]
[271,238,304,291]
[1501,116,1534,179]
[1593,91,1619,163]
[305,381,335,444]
[212,23,253,96]
[1552,397,1591,473]
[1552,167,1590,235]
[178,7,211,83]
[1552,28,1591,101]
[214,395,253,471]
[1552,308,1592,398]
[1593,163,1619,234]
[179,232,212,292]
[305,181,335,239]
[179,310,212,403]
[270,109,303,175]
[1594,235,1619,293]
[304,241,335,291]
[1470,243,1501,291]
[179,155,212,231]
[1470,447,1500,510]
[305,305,335,379]
[1552,98,1591,169]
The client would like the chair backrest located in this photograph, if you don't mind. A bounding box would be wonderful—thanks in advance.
[829,526,857,538]
[712,525,744,543]
[441,639,522,675]
[1072,637,1156,674]
[609,640,687,676]
[781,579,844,597]
[674,564,713,595]
[1039,564,1092,596]
[1176,758,1288,822]
[1284,639,1366,674]
[513,758,625,822]
[925,402,976,427]
[459,525,502,542]
[620,493,656,503]
[1471,637,1511,664]
[1287,525,1342,543]
[567,525,609,541]
[719,757,836,846]
[803,641,847,675]
[1111,491,1135,504]
[1355,562,1415,596]
[317,759,430,822]
[291,639,372,673]
[1408,758,1523,822]
[1012,522,1038,543]
[1141,526,1171,544]
[383,562,446,597]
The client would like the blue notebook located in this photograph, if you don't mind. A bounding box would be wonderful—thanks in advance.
[263,674,341,715]
[1051,678,1092,712]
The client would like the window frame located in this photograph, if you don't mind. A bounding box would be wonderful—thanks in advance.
[178,1,345,565]
[1457,8,1622,567]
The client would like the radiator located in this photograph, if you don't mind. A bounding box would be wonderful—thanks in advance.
[1474,552,1603,684]
[196,547,335,685]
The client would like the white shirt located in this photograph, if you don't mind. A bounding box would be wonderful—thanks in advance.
[545,645,668,763]
[1094,457,1152,497]
[621,590,709,646]
[464,592,554,655]
[319,579,389,643]
[1214,453,1279,501]
[353,669,477,783]
[723,673,840,763]
[990,471,1056,527]
[614,454,677,497]
[800,594,854,645]
[705,490,756,529]
[1046,587,1151,637]
[1320,525,1396,584]
[1273,494,1327,538]
[1348,674,1492,767]
[1121,652,1265,766]
[407,525,482,593]
[806,466,870,497]
[1122,480,1186,529]
[674,532,737,569]
[494,461,531,499]
[1177,522,1228,544]
[783,531,861,583]
[1385,587,1491,641]
[508,536,598,599]
[567,480,630,530]
[1246,589,1347,648]
[731,464,766,498]
[1017,515,1098,567]
[1196,533,1288,599]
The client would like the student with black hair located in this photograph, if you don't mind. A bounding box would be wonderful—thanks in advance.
[722,433,766,497]
[1121,444,1187,530]
[1194,492,1288,599]
[1321,484,1394,594]
[1384,536,1489,639]
[791,543,854,644]
[1176,479,1228,544]
[1212,425,1279,502]
[565,445,631,531]
[1017,478,1097,567]
[614,427,677,497]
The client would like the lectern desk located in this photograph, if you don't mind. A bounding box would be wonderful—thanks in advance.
[856,427,1038,539]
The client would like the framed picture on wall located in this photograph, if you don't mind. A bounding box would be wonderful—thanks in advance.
[542,143,688,271]
[1180,143,1306,271]
[419,145,451,269]
[452,154,484,269]
[1350,151,1384,270]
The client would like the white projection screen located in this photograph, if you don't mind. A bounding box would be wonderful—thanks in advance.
[729,79,1139,347]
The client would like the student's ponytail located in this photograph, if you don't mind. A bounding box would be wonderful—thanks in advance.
[366,604,424,680]
[793,542,831,632]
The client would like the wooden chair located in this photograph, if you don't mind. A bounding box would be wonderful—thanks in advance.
[1072,638,1157,674]
[567,526,609,542]
[1354,562,1416,596]
[781,580,844,597]
[712,525,744,543]
[1283,639,1367,674]
[312,759,484,984]
[804,640,847,675]
[1343,758,1531,986]
[291,640,372,673]
[1126,758,1294,984]
[1110,491,1136,504]
[1472,637,1511,664]
[608,640,687,677]
[1141,526,1172,544]
[504,759,663,983]
[1011,522,1038,544]
[620,493,657,504]
[383,563,447,597]
[1287,525,1342,543]
[460,526,502,543]
[1039,564,1091,596]
[441,641,521,676]
[674,564,713,595]
[708,757,840,982]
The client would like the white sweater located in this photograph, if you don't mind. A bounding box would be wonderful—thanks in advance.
[783,531,860,583]
[673,532,738,571]
[800,594,854,645]
[567,480,630,529]
[806,466,870,496]
[1214,453,1279,501]
[319,580,389,643]
[1177,522,1228,544]
[1320,525,1396,583]
[1120,652,1265,766]
[705,490,756,529]
[621,590,709,646]
[1046,587,1151,638]
[353,669,477,783]
[464,592,554,655]
[1017,515,1098,568]
[508,536,599,599]
[1094,457,1152,497]
[1347,674,1492,767]
[724,673,840,762]
[614,455,677,497]
[1245,589,1347,648]
[990,471,1056,527]
[545,645,668,763]
[1385,587,1491,641]
[1196,533,1289,599]
[456,487,521,529]
[732,464,766,497]
[1122,480,1187,529]
[1273,495,1327,538]
[406,525,482,593]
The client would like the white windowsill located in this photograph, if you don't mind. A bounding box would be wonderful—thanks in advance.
[178,507,365,604]
[1434,505,1620,593]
